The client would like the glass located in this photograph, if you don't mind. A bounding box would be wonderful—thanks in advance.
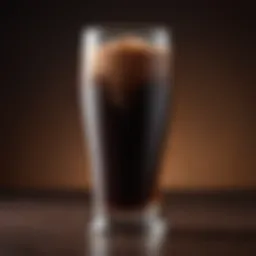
[79,24,172,235]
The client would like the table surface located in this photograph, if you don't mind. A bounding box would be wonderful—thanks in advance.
[0,191,255,256]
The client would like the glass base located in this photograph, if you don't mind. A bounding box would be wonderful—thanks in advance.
[89,203,167,236]
[87,203,169,255]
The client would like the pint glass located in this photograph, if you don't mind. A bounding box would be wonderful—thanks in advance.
[79,24,172,233]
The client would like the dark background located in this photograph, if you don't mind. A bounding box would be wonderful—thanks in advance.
[1,2,255,190]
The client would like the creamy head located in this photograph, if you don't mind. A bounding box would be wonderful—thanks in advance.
[92,36,170,105]
[93,36,169,88]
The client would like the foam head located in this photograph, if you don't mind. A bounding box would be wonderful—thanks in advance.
[93,36,170,89]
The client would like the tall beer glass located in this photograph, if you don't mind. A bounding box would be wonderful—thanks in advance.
[79,24,172,234]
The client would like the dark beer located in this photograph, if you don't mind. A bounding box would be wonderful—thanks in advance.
[91,37,171,210]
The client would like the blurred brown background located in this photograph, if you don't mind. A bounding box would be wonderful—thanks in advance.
[1,3,255,191]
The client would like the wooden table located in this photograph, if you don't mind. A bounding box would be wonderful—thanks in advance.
[0,191,255,255]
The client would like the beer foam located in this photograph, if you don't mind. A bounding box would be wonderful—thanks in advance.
[93,36,168,89]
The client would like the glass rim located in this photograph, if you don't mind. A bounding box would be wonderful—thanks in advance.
[81,22,171,34]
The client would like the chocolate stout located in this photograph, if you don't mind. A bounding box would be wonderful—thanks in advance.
[91,37,171,209]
